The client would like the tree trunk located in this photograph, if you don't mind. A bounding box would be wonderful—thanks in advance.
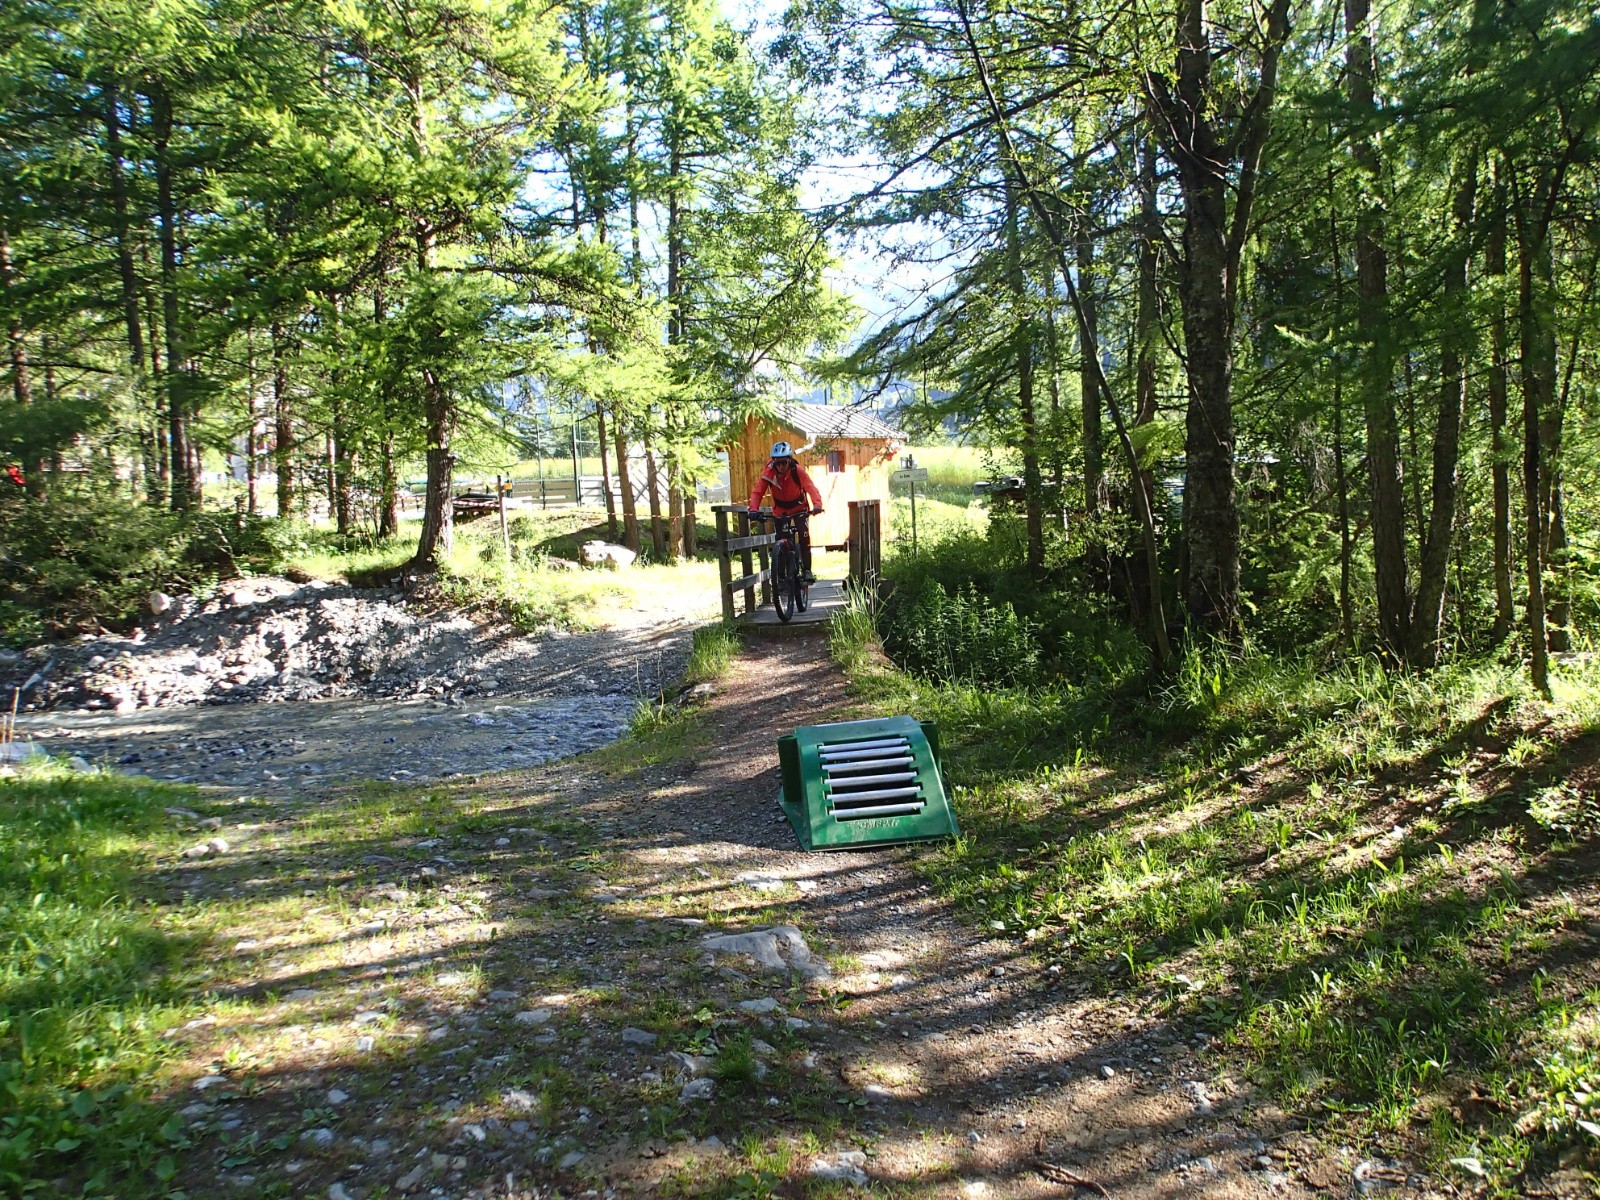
[140,243,168,489]
[105,83,156,500]
[1132,136,1162,625]
[1407,162,1475,667]
[414,356,456,568]
[1517,206,1552,696]
[613,410,639,552]
[643,434,666,559]
[272,321,294,518]
[1007,179,1044,572]
[596,403,618,539]
[1077,221,1103,517]
[0,224,31,412]
[245,322,258,516]
[1348,0,1409,659]
[151,86,197,511]
[1540,285,1575,655]
[1327,173,1355,644]
[1486,166,1514,643]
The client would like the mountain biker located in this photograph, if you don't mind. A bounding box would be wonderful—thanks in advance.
[748,440,824,583]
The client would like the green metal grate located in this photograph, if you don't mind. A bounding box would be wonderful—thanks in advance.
[777,716,960,850]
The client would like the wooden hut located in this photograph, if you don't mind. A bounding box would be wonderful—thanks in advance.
[728,401,905,548]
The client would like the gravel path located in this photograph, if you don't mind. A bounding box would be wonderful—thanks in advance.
[145,632,1410,1200]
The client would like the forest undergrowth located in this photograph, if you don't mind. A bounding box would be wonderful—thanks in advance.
[833,538,1600,1197]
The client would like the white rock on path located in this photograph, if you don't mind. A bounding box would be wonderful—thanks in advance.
[579,541,636,570]
[514,1007,554,1026]
[809,1151,868,1184]
[701,925,830,980]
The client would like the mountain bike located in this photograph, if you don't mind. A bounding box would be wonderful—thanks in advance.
[749,511,811,622]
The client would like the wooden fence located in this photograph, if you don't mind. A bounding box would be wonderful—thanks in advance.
[713,504,774,622]
[848,499,882,592]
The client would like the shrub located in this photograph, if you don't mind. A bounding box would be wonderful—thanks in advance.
[0,482,292,642]
[885,578,1041,687]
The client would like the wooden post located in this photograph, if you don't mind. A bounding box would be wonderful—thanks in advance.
[849,499,882,591]
[738,508,757,614]
[716,507,734,623]
[497,473,510,563]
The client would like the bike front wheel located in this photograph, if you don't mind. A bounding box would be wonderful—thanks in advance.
[773,545,796,623]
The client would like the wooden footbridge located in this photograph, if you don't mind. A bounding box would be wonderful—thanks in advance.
[713,500,882,633]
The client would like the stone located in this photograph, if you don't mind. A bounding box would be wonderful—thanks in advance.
[701,925,830,980]
[669,1051,714,1078]
[302,1127,335,1148]
[0,742,42,765]
[396,1165,425,1191]
[679,1077,715,1102]
[620,1027,657,1048]
[1182,1080,1213,1114]
[737,998,781,1015]
[355,1036,375,1053]
[353,1010,384,1026]
[578,541,637,570]
[149,591,174,615]
[1099,1064,1116,1079]
[557,1149,586,1170]
[514,1008,554,1026]
[463,1123,486,1142]
[180,842,214,860]
[809,1152,868,1185]
[328,1185,353,1200]
[327,1088,350,1105]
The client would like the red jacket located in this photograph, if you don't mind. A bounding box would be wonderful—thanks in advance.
[749,459,823,515]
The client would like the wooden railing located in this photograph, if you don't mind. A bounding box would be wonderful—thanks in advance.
[848,499,882,592]
[713,504,774,622]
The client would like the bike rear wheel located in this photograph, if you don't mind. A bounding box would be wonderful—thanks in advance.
[773,545,796,622]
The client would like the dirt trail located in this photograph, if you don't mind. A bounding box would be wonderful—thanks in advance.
[159,632,1415,1200]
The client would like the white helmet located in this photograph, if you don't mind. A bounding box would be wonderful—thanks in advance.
[769,440,793,459]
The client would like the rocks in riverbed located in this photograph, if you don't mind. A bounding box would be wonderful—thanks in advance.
[1,576,565,712]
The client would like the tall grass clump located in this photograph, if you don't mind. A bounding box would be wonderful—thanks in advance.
[0,767,212,1195]
[630,622,744,739]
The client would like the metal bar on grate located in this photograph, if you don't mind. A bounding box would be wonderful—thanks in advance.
[819,736,909,752]
[828,771,919,788]
[819,739,910,759]
[822,756,915,776]
[829,785,922,804]
[819,745,912,764]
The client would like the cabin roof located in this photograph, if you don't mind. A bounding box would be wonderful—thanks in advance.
[767,401,905,443]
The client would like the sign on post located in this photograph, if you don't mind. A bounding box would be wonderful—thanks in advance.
[890,467,929,483]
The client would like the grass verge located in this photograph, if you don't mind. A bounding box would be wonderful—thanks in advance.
[833,603,1600,1195]
[0,765,219,1197]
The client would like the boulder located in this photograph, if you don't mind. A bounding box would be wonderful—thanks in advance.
[578,541,637,570]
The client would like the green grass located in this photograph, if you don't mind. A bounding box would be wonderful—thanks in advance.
[281,509,721,634]
[626,622,744,747]
[833,600,1600,1193]
[0,765,220,1196]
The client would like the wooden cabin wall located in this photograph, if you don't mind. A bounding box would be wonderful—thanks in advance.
[728,416,898,550]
